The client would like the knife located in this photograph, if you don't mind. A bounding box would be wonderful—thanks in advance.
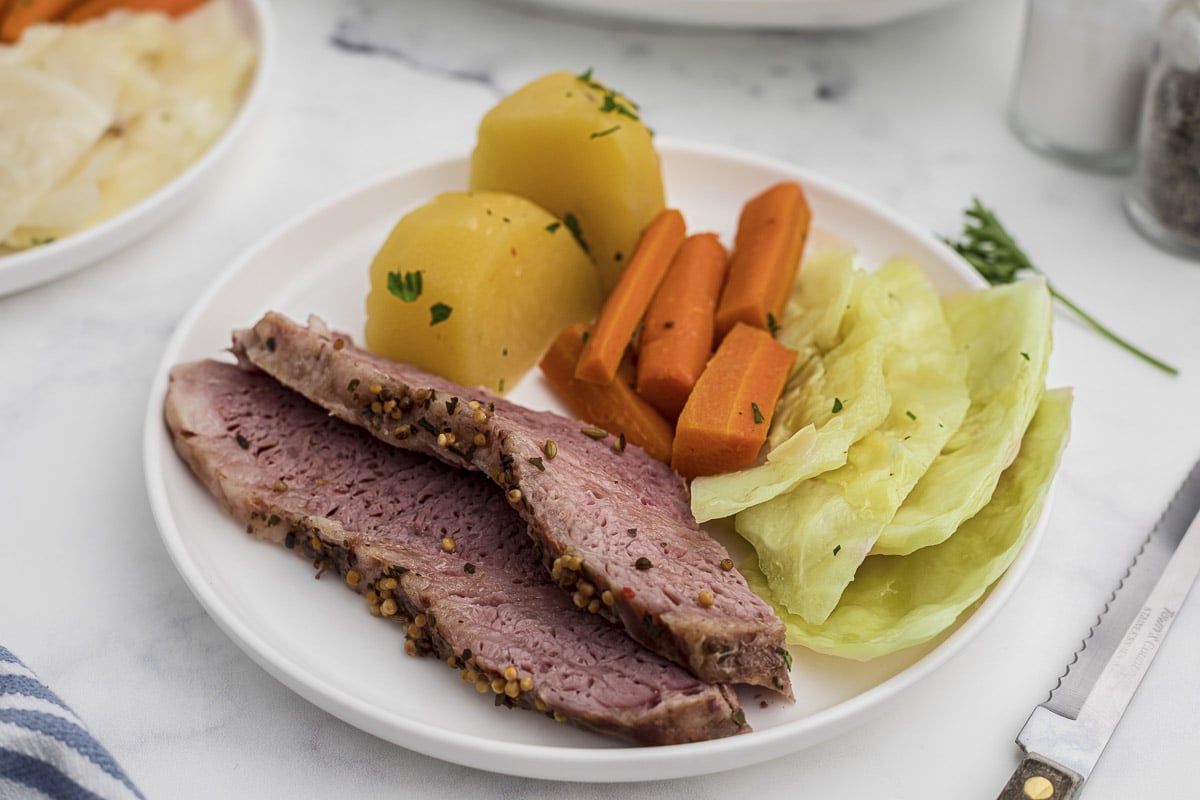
[997,456,1200,800]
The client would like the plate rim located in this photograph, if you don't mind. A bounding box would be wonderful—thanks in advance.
[491,0,968,30]
[0,0,277,297]
[142,139,1044,782]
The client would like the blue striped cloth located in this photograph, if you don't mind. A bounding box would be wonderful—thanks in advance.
[0,646,143,800]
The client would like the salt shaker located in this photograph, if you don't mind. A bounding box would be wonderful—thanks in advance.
[1125,0,1200,258]
[1008,0,1159,172]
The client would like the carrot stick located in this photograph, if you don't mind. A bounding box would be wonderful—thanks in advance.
[713,181,811,342]
[63,0,204,22]
[573,208,686,386]
[635,232,729,420]
[1,0,80,42]
[541,323,675,464]
[671,322,796,479]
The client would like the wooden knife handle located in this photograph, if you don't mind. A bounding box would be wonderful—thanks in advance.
[997,754,1082,800]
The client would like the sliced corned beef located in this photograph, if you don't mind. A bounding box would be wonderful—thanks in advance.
[164,360,751,744]
[232,312,792,697]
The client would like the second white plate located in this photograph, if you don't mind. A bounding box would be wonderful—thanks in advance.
[0,0,275,297]
[143,140,1042,783]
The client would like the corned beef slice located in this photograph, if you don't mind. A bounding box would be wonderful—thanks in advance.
[164,360,750,744]
[233,312,792,696]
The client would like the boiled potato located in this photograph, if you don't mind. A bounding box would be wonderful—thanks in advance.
[365,191,603,394]
[469,70,665,295]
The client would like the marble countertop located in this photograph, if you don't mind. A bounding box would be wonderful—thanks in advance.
[3,0,1200,797]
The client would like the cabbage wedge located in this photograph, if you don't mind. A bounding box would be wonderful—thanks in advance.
[690,251,892,522]
[0,66,109,242]
[736,258,970,625]
[744,388,1072,660]
[873,277,1053,555]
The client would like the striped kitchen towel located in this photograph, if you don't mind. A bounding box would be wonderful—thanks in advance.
[0,646,143,800]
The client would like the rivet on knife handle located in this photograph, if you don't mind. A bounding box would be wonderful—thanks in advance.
[997,755,1082,800]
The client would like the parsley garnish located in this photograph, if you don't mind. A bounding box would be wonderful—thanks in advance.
[563,212,589,252]
[600,91,640,121]
[387,270,423,302]
[906,410,917,420]
[590,125,621,139]
[575,68,640,120]
[751,402,764,424]
[429,302,453,326]
[775,647,793,671]
[545,221,561,234]
[833,544,842,556]
[945,198,1177,375]
[766,312,780,338]
[832,397,844,414]
[1020,351,1030,361]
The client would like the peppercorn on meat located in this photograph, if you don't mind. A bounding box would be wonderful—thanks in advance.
[164,360,750,745]
[232,312,793,697]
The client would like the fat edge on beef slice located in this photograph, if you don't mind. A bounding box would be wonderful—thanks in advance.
[232,312,792,697]
[164,360,751,744]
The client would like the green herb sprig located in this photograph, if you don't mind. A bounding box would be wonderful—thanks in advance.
[944,198,1177,376]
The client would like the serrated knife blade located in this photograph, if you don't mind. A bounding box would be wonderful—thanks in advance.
[997,457,1200,800]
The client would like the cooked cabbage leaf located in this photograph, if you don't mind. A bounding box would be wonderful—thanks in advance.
[690,251,892,522]
[736,257,970,624]
[770,251,891,452]
[776,247,858,357]
[744,388,1072,660]
[0,66,109,241]
[874,277,1053,555]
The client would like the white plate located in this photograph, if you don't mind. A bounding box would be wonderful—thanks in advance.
[493,0,970,29]
[0,0,275,297]
[143,141,1043,783]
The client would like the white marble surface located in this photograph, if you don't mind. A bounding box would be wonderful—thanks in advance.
[3,0,1200,797]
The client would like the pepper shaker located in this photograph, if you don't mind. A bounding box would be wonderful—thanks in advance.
[1008,0,1159,172]
[1125,0,1200,258]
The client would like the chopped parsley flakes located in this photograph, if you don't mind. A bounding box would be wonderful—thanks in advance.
[590,125,621,139]
[563,212,589,252]
[429,302,453,326]
[386,270,423,302]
